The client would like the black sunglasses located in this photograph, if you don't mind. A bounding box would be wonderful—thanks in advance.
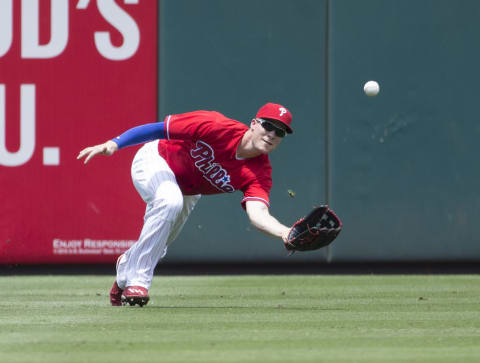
[257,118,287,138]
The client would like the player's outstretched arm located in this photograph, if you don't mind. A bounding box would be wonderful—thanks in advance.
[245,200,290,243]
[77,122,165,164]
[77,140,119,164]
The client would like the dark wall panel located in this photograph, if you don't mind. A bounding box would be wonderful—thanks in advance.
[159,0,328,262]
[329,0,480,261]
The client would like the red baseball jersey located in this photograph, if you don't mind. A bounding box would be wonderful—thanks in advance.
[157,111,272,208]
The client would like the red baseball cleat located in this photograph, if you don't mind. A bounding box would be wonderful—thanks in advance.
[109,254,125,306]
[122,286,150,307]
[109,281,123,306]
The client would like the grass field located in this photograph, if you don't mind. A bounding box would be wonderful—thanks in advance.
[1,274,479,362]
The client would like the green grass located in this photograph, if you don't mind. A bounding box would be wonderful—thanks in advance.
[0,275,479,362]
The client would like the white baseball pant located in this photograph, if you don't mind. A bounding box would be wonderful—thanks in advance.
[116,140,201,290]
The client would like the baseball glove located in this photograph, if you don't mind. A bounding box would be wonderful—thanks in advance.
[285,205,342,252]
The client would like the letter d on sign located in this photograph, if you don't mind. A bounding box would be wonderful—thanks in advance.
[0,0,13,57]
[21,0,69,59]
[0,85,36,167]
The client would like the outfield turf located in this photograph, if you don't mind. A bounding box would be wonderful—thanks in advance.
[0,275,479,362]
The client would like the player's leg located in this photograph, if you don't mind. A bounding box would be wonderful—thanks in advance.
[116,141,184,306]
[118,194,201,289]
[142,194,202,270]
[166,194,201,247]
[123,193,183,287]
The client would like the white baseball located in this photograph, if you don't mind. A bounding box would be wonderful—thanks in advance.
[364,80,380,97]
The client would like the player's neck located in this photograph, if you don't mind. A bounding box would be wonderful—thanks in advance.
[236,130,262,159]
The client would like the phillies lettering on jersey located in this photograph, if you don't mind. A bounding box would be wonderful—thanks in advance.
[158,110,272,207]
[190,141,234,193]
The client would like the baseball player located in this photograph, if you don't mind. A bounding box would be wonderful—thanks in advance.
[77,103,293,307]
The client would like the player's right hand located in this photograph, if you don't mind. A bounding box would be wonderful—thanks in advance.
[77,140,119,164]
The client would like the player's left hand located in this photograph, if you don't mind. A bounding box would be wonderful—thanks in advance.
[77,140,118,164]
[285,205,342,253]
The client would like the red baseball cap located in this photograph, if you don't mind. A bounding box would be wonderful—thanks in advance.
[256,102,293,134]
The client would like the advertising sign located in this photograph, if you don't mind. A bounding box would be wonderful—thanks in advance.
[0,0,157,263]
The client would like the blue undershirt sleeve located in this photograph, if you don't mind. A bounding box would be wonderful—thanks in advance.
[111,122,165,149]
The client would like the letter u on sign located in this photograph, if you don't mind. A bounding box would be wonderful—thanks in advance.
[0,84,36,167]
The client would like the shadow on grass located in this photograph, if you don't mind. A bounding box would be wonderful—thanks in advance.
[1,261,480,276]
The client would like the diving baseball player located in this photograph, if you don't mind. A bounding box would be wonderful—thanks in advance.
[77,103,293,307]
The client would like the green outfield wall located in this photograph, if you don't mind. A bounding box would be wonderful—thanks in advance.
[158,0,480,262]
